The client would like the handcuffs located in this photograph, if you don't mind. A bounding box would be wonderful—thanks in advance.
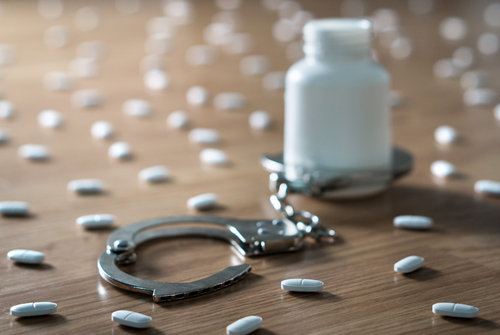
[98,148,413,302]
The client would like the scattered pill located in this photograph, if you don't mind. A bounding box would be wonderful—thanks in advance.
[108,142,132,160]
[463,88,498,106]
[43,71,74,91]
[431,160,456,179]
[261,0,284,11]
[227,316,262,335]
[139,165,170,183]
[38,110,63,128]
[393,215,433,230]
[76,40,107,60]
[10,302,57,317]
[452,46,474,69]
[185,45,218,66]
[272,19,297,42]
[189,128,220,144]
[0,44,15,65]
[223,33,254,54]
[213,92,246,110]
[408,0,433,14]
[434,125,458,145]
[91,121,114,139]
[432,303,478,318]
[115,0,142,15]
[18,144,49,160]
[212,10,242,31]
[0,128,10,143]
[44,25,71,48]
[215,0,243,10]
[0,100,15,119]
[68,57,100,78]
[145,32,173,54]
[38,0,63,19]
[203,22,232,45]
[163,0,193,25]
[147,16,176,36]
[286,40,304,62]
[0,201,29,216]
[394,255,424,273]
[378,26,403,49]
[199,148,229,166]
[112,310,152,329]
[122,99,152,118]
[262,71,285,90]
[75,6,100,31]
[477,32,499,56]
[7,249,45,264]
[484,3,500,27]
[460,70,490,89]
[390,36,413,60]
[281,278,324,292]
[76,214,115,229]
[140,54,166,73]
[167,110,189,129]
[439,17,468,41]
[67,179,104,194]
[249,111,272,130]
[71,89,103,108]
[144,69,170,90]
[186,86,209,106]
[187,193,218,210]
[474,180,500,196]
[340,0,364,17]
[494,104,500,121]
[433,59,461,79]
[240,55,271,76]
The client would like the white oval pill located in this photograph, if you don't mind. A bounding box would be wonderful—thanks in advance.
[10,302,57,317]
[166,110,189,129]
[223,33,254,55]
[460,70,489,89]
[122,99,152,117]
[71,89,103,108]
[145,32,173,54]
[38,0,63,19]
[463,88,498,106]
[147,16,176,35]
[0,100,15,119]
[91,121,114,139]
[7,249,45,264]
[477,32,499,56]
[213,92,246,110]
[452,46,475,69]
[76,214,115,229]
[189,128,220,144]
[199,148,229,166]
[186,86,209,106]
[431,160,456,179]
[394,255,424,273]
[439,17,468,41]
[227,316,262,335]
[203,22,232,46]
[240,55,271,76]
[272,19,297,42]
[393,215,433,230]
[112,310,152,329]
[262,71,285,91]
[44,25,71,49]
[249,111,272,130]
[144,69,170,90]
[390,36,413,60]
[185,45,218,66]
[76,40,106,60]
[68,57,100,78]
[38,110,63,128]
[187,193,218,210]
[0,128,10,143]
[43,71,74,91]
[433,59,461,79]
[139,165,169,183]
[18,144,50,160]
[432,303,478,318]
[474,180,500,196]
[67,179,104,194]
[108,142,132,160]
[281,278,324,292]
[434,125,458,145]
[0,201,29,216]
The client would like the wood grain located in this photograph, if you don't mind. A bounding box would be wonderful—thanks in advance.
[1,0,500,334]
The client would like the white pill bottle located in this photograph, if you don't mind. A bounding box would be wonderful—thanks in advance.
[284,18,392,199]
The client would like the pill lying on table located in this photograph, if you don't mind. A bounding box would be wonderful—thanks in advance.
[145,32,173,54]
[166,110,189,129]
[43,71,74,91]
[262,71,285,91]
[76,214,115,229]
[68,57,100,78]
[474,180,500,196]
[91,121,114,139]
[249,111,272,130]
[108,142,132,160]
[394,255,424,273]
[431,160,456,178]
[122,99,152,117]
[239,55,271,76]
[433,59,461,79]
[144,69,170,90]
[38,110,63,128]
[185,44,218,66]
[388,90,405,108]
[393,215,433,230]
[0,128,9,143]
[140,54,166,73]
[76,40,107,60]
[477,32,499,56]
[18,144,50,160]
[71,89,103,108]
[434,125,458,145]
[463,88,498,106]
[452,46,475,69]
[460,70,489,89]
[7,249,45,264]
[0,201,29,216]
[439,17,468,41]
[214,92,246,110]
[44,25,71,49]
[186,86,209,106]
[0,100,15,119]
[139,165,170,183]
[432,303,478,318]
[189,128,220,144]
[187,193,218,210]
[112,310,152,329]
[67,179,104,194]
[199,148,229,166]
[227,316,262,335]
[281,279,324,292]
[223,33,254,54]
[10,302,57,317]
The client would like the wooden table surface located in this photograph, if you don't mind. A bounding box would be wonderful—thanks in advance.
[1,0,500,334]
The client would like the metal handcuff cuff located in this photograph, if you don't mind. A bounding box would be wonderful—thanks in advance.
[98,148,413,303]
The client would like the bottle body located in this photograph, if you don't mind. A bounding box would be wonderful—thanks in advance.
[283,19,392,199]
